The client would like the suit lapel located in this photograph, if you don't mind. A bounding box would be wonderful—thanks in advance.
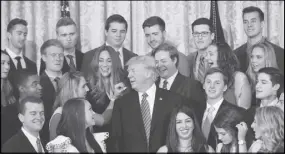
[19,130,37,152]
[169,73,184,92]
[75,50,83,70]
[149,88,164,137]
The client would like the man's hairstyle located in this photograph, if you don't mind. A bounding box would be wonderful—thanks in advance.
[105,14,128,31]
[40,39,64,55]
[191,18,213,33]
[242,6,264,21]
[56,17,77,33]
[18,96,43,114]
[7,18,28,33]
[14,70,37,89]
[204,67,229,86]
[152,43,179,67]
[142,16,166,31]
[258,67,284,96]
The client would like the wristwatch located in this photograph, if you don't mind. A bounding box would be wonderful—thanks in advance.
[238,140,246,145]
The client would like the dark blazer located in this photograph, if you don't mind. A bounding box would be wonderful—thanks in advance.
[39,49,84,75]
[2,49,37,99]
[40,71,57,145]
[156,72,206,104]
[110,88,183,152]
[234,39,284,73]
[2,130,42,152]
[194,99,245,150]
[187,51,198,80]
[81,44,137,78]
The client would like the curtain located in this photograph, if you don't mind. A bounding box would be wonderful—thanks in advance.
[1,1,284,71]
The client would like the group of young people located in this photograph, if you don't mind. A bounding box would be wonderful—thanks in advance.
[1,5,284,153]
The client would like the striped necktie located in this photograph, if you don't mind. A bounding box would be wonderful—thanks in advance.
[140,93,151,146]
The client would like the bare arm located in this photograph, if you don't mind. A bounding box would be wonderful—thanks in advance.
[49,113,62,140]
[235,72,252,109]
[236,122,248,152]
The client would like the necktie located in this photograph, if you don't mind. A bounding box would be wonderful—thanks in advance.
[162,80,168,90]
[140,93,151,146]
[197,55,205,83]
[36,138,43,153]
[54,77,60,92]
[202,106,215,141]
[15,56,22,70]
[116,51,124,69]
[66,55,76,72]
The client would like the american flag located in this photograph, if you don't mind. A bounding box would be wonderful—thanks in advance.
[61,0,70,18]
[210,0,225,43]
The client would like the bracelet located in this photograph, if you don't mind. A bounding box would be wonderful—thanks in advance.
[238,140,246,145]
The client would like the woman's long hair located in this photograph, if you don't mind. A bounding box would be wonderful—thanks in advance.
[52,71,84,112]
[246,42,278,90]
[87,45,128,105]
[255,106,284,152]
[1,51,16,107]
[166,104,206,152]
[213,107,243,152]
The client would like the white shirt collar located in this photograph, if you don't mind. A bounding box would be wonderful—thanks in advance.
[45,70,62,79]
[64,48,76,57]
[5,47,24,59]
[138,83,157,118]
[106,42,123,55]
[159,71,178,90]
[203,98,224,121]
[260,98,279,108]
[21,127,43,152]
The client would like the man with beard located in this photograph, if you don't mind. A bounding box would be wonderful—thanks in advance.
[187,18,214,84]
[142,16,190,77]
[234,6,284,73]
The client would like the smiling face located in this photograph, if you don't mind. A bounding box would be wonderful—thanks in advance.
[243,11,264,38]
[98,50,112,78]
[176,112,194,140]
[205,45,219,68]
[144,25,166,49]
[1,53,10,79]
[20,75,42,98]
[256,73,278,100]
[84,101,96,128]
[154,50,177,79]
[203,72,227,100]
[19,102,45,134]
[215,127,233,145]
[193,24,214,50]
[57,25,78,50]
[250,46,266,72]
[105,22,127,49]
[8,24,28,50]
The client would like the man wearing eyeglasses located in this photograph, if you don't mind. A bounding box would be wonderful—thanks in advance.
[39,39,64,145]
[187,18,214,84]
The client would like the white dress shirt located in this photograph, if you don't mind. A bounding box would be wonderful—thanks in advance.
[159,71,178,90]
[21,127,44,152]
[5,47,26,69]
[260,98,279,108]
[106,42,124,68]
[64,49,76,68]
[138,83,156,118]
[202,98,224,123]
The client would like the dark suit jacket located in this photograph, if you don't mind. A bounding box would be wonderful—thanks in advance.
[234,39,284,73]
[40,71,57,145]
[39,49,84,75]
[2,130,41,152]
[194,99,245,150]
[110,88,183,152]
[81,44,137,78]
[187,51,198,80]
[2,49,37,99]
[156,72,206,104]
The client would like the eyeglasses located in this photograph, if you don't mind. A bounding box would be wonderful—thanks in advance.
[193,31,211,38]
[47,53,64,59]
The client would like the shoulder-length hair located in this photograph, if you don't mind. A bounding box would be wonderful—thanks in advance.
[246,42,278,88]
[210,42,240,88]
[87,45,128,104]
[166,104,206,152]
[255,106,284,152]
[1,51,16,106]
[213,107,243,152]
[53,71,84,112]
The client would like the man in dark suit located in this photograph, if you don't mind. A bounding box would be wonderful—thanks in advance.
[187,18,214,83]
[2,96,45,153]
[39,39,64,145]
[110,56,183,152]
[40,17,84,74]
[81,14,137,78]
[142,16,190,77]
[194,67,245,150]
[234,6,284,73]
[152,42,206,104]
[3,18,37,99]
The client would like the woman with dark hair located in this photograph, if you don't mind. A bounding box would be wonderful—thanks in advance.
[1,50,18,145]
[157,105,214,152]
[213,108,243,152]
[205,42,251,109]
[46,98,103,153]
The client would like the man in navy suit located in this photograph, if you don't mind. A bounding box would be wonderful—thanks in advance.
[2,96,45,153]
[194,67,245,150]
[110,56,183,152]
[81,14,137,78]
[3,18,37,99]
[40,17,84,74]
